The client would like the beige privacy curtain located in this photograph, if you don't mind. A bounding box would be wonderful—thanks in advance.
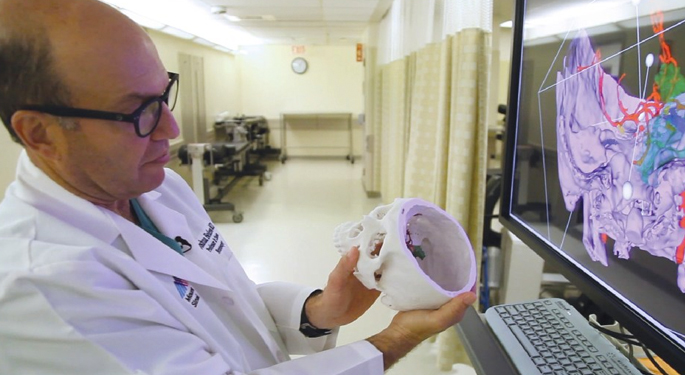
[379,60,408,202]
[437,29,491,371]
[380,28,491,254]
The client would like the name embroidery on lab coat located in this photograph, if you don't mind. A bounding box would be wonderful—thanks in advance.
[198,222,225,254]
[173,277,200,308]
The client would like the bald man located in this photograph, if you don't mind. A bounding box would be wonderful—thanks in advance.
[0,0,475,374]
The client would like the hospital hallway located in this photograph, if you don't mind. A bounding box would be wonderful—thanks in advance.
[175,157,475,375]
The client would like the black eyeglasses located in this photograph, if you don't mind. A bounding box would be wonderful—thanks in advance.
[19,72,179,138]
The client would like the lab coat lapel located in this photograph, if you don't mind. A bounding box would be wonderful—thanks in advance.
[112,211,229,292]
[134,193,236,292]
[137,192,286,366]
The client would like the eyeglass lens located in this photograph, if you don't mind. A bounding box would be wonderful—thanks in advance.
[138,78,179,136]
[167,78,179,111]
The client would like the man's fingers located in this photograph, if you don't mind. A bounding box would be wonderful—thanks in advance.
[337,246,360,274]
[327,246,360,288]
[344,246,360,269]
[429,292,477,327]
[445,292,477,313]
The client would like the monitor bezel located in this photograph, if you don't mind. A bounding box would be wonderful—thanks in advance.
[498,0,685,372]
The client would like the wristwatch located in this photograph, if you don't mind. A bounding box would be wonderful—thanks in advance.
[299,289,332,338]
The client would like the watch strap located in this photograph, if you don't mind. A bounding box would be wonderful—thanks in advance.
[299,289,333,338]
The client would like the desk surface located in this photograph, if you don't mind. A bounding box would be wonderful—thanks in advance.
[454,306,519,375]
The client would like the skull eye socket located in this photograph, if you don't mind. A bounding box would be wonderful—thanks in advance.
[368,233,385,258]
[371,241,382,257]
[348,223,363,239]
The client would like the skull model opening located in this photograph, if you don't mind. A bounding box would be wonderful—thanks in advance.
[333,198,477,311]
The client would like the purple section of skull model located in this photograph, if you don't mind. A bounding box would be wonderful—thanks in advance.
[556,29,685,292]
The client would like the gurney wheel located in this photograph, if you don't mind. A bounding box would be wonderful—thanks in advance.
[233,213,244,223]
[259,175,264,186]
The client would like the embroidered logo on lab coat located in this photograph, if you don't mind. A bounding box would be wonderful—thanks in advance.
[173,277,200,308]
[198,222,225,254]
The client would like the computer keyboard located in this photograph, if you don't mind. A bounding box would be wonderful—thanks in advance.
[485,298,642,375]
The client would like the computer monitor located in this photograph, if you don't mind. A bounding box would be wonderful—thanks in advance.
[499,0,685,372]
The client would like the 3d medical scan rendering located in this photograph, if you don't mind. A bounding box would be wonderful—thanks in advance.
[556,12,685,291]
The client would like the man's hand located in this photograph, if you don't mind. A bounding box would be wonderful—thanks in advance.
[367,292,477,370]
[305,247,380,329]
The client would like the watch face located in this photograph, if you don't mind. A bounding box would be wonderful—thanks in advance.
[291,57,308,74]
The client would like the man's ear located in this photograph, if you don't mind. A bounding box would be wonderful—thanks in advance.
[11,111,61,159]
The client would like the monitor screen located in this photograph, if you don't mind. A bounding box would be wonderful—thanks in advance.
[500,0,685,371]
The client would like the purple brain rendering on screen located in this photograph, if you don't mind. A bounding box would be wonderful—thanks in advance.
[556,19,685,292]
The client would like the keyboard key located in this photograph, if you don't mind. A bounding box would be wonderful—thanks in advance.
[533,357,547,365]
[505,305,519,315]
[509,325,540,358]
[589,363,602,370]
[538,365,554,374]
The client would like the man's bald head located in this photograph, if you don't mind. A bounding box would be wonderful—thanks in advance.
[0,0,162,144]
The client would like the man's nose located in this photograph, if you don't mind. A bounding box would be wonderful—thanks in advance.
[151,103,180,140]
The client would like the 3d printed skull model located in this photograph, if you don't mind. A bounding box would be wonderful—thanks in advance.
[333,198,477,311]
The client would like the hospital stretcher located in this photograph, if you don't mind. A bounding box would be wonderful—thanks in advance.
[178,141,269,223]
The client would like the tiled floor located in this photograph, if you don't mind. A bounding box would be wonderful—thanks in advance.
[173,157,475,374]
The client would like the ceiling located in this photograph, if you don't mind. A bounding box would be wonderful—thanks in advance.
[192,0,394,45]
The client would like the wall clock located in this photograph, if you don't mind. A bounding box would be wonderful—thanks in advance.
[291,57,308,74]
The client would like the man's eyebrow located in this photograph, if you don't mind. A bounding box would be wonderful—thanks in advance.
[111,92,156,109]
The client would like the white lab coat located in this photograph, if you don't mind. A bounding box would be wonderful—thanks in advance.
[0,151,383,375]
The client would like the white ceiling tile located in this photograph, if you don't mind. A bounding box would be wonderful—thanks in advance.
[160,0,391,45]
